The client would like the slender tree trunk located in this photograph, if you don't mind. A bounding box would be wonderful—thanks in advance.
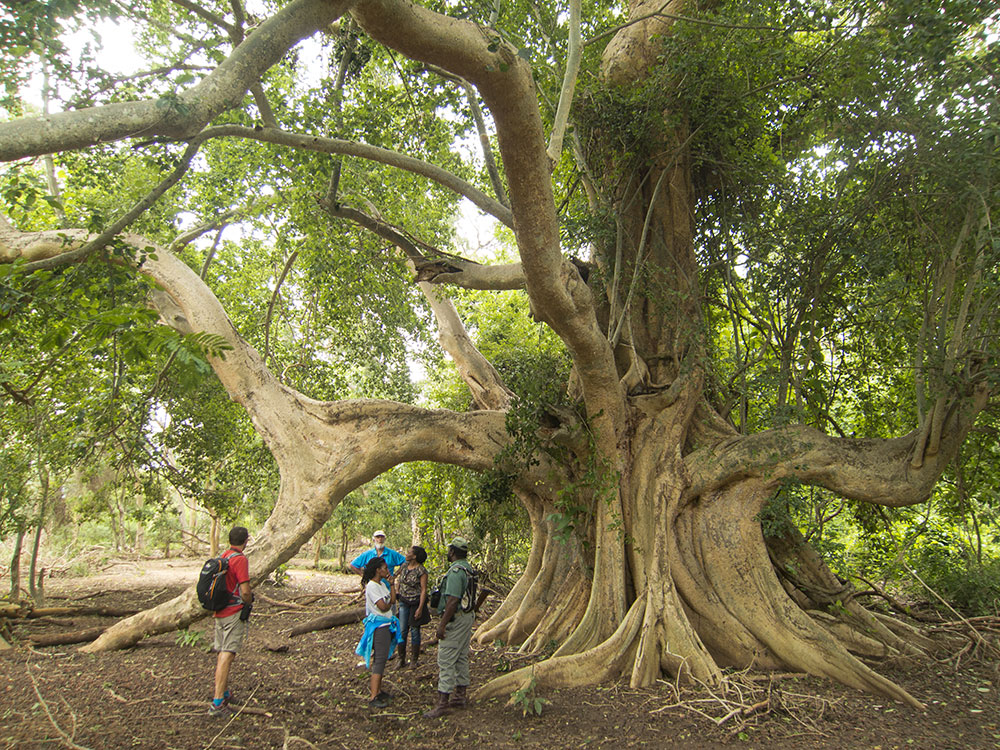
[311,530,323,568]
[339,522,348,570]
[9,528,24,602]
[210,514,220,556]
[28,466,48,605]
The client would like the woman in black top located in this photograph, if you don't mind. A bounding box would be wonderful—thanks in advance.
[394,545,428,668]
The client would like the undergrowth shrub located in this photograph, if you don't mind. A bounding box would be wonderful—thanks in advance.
[909,552,1000,617]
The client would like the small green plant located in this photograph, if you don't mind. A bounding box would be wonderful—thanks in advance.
[510,673,550,717]
[175,628,202,648]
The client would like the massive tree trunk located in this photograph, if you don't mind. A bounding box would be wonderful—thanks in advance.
[0,0,993,710]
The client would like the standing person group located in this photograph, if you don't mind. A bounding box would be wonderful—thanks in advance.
[350,531,487,719]
[204,526,486,720]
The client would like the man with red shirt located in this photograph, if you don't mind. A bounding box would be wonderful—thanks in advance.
[209,526,254,716]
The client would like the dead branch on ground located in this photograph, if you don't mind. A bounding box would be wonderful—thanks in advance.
[26,663,93,750]
[650,668,837,737]
[29,626,106,646]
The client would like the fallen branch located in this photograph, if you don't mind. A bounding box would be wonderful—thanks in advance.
[29,626,106,647]
[282,727,321,750]
[1,605,138,619]
[255,592,308,609]
[287,607,364,637]
[28,606,138,618]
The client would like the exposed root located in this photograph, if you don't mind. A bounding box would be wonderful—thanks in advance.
[519,575,588,654]
[476,500,545,643]
[477,596,645,701]
[870,612,941,653]
[768,526,925,658]
[694,482,924,709]
[672,499,783,669]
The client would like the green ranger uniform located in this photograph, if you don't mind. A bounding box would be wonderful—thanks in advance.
[436,558,475,694]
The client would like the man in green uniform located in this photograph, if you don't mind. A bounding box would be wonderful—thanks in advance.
[424,537,476,718]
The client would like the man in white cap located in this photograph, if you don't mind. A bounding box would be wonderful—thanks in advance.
[347,530,406,580]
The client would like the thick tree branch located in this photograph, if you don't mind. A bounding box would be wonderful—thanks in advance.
[686,386,992,506]
[353,0,623,430]
[323,202,523,290]
[0,0,353,160]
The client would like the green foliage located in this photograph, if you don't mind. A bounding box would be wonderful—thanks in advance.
[914,556,1000,617]
[510,673,550,717]
[174,627,203,648]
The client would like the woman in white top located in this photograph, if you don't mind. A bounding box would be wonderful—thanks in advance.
[360,557,396,707]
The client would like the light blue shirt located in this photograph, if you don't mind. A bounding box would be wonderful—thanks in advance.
[355,613,401,668]
[350,547,406,577]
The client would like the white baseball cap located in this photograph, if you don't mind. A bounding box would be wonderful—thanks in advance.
[372,530,386,539]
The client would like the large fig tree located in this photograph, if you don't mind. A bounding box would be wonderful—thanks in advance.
[1,0,997,707]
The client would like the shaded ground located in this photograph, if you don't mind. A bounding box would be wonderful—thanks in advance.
[1,559,998,749]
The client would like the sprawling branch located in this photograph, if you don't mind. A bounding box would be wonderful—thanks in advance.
[686,387,991,506]
[2,218,513,471]
[0,0,353,160]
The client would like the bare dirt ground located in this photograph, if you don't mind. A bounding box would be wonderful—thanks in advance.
[1,559,998,750]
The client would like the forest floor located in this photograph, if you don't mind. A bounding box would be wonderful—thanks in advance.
[1,558,998,750]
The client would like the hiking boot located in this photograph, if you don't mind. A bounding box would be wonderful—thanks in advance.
[377,690,393,701]
[423,691,451,718]
[208,703,234,717]
[368,696,388,709]
[410,644,419,667]
[449,685,468,709]
[395,644,407,669]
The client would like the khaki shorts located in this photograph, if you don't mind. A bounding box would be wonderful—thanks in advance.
[213,612,248,653]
